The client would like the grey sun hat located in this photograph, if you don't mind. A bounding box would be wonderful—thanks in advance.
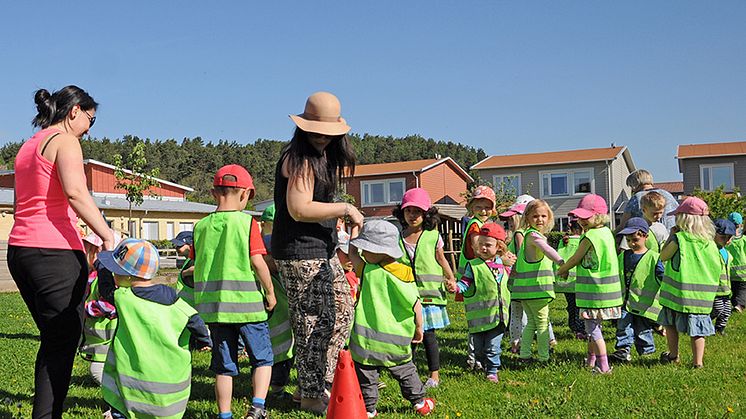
[349,219,403,259]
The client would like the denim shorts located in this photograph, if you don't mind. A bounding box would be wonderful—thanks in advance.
[209,322,274,376]
[658,307,715,337]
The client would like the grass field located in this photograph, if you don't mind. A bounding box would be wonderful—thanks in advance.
[1,291,744,418]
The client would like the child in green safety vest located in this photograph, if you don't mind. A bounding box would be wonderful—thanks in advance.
[712,219,736,335]
[394,187,456,389]
[450,222,514,383]
[557,194,622,375]
[348,219,436,417]
[658,197,720,368]
[639,191,670,253]
[555,219,586,339]
[171,231,212,352]
[97,238,211,419]
[726,212,746,312]
[610,217,664,363]
[193,164,277,419]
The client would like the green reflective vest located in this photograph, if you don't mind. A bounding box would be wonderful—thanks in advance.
[79,273,117,363]
[350,263,420,367]
[554,236,580,293]
[458,218,484,275]
[726,236,746,282]
[509,228,555,300]
[619,250,662,321]
[398,229,447,306]
[102,287,195,419]
[193,212,267,323]
[268,274,294,363]
[175,258,194,308]
[508,229,525,256]
[717,248,732,297]
[575,227,623,309]
[660,232,720,314]
[645,233,660,254]
[463,258,511,333]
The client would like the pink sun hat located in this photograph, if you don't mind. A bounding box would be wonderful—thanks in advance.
[401,188,432,211]
[667,196,709,216]
[499,194,535,218]
[569,194,608,220]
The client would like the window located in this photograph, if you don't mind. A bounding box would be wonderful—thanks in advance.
[540,168,594,198]
[361,178,406,206]
[179,222,194,232]
[493,174,521,194]
[142,222,159,240]
[700,164,734,191]
[167,222,175,239]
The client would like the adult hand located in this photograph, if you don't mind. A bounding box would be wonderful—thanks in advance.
[102,237,116,251]
[347,204,364,230]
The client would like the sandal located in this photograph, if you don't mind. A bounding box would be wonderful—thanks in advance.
[659,351,680,364]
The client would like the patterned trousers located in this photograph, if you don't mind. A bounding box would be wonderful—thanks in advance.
[277,256,353,399]
[711,295,732,331]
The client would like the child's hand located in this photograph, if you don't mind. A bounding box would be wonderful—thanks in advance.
[556,266,568,279]
[502,251,517,267]
[445,279,458,293]
[265,292,277,312]
[412,327,424,344]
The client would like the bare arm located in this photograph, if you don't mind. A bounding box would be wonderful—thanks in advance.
[557,238,592,277]
[412,299,424,343]
[435,246,455,282]
[251,253,276,311]
[659,240,678,262]
[55,135,115,249]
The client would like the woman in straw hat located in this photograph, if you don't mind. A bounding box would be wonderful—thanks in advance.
[271,91,363,414]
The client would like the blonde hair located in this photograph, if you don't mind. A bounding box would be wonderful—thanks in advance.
[640,191,665,211]
[626,169,654,190]
[519,199,555,233]
[584,213,610,229]
[675,213,716,241]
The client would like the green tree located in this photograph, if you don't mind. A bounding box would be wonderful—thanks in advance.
[114,141,161,229]
[692,186,746,220]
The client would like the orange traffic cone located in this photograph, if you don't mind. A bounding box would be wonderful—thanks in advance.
[326,349,368,419]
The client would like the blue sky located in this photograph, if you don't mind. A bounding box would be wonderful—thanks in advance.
[1,2,745,181]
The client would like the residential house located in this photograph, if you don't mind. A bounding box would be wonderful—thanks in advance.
[653,181,685,202]
[676,140,746,195]
[471,146,636,229]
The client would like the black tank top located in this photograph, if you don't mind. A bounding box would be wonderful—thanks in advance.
[271,154,338,260]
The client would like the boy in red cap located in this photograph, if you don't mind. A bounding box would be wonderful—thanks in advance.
[193,164,277,419]
[448,222,515,383]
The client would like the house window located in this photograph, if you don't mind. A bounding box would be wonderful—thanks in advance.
[142,222,159,240]
[361,178,406,207]
[540,168,594,198]
[167,222,175,239]
[179,222,194,232]
[493,174,521,195]
[700,164,734,191]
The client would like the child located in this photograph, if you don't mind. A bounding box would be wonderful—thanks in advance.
[348,220,435,417]
[657,197,720,368]
[509,199,563,363]
[557,194,622,375]
[610,218,663,363]
[394,187,457,389]
[726,212,746,312]
[99,238,211,419]
[451,223,513,383]
[639,191,670,253]
[712,219,736,335]
[501,195,533,354]
[555,219,586,339]
[193,164,277,419]
[171,231,195,308]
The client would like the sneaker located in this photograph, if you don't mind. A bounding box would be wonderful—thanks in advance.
[659,351,680,364]
[735,305,744,313]
[300,397,328,415]
[377,381,387,389]
[269,389,294,402]
[486,373,499,383]
[367,411,378,418]
[592,366,613,375]
[510,341,520,354]
[424,378,439,389]
[716,327,727,336]
[414,398,435,416]
[103,409,113,419]
[244,406,268,419]
[609,350,632,363]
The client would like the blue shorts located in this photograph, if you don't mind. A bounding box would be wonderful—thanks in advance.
[209,322,274,376]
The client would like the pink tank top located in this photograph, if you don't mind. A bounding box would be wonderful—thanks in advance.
[9,128,85,251]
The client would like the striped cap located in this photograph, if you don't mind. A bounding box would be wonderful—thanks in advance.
[97,238,160,280]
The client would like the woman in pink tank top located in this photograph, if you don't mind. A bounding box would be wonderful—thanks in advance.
[8,86,114,419]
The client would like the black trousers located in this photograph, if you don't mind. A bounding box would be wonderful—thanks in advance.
[8,246,88,419]
[412,329,440,372]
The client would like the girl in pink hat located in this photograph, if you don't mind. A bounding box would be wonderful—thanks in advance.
[394,188,456,388]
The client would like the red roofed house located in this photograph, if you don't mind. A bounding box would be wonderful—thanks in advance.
[345,157,473,218]
[676,140,746,195]
[653,181,685,202]
[471,146,636,229]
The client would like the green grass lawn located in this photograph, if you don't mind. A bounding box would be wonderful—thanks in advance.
[1,291,744,418]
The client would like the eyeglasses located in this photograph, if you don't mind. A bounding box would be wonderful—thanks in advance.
[82,109,96,128]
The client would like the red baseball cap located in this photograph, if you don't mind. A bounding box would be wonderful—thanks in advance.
[569,194,608,220]
[478,222,507,241]
[214,164,255,198]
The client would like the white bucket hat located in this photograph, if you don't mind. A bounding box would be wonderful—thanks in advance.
[349,219,403,259]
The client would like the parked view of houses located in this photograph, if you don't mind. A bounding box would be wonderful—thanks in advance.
[676,140,746,195]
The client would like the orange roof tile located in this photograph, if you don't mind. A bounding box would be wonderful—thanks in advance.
[472,146,625,169]
[676,140,746,159]
[654,181,684,194]
[353,159,439,176]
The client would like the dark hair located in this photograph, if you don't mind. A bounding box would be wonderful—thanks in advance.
[32,85,98,128]
[283,127,356,200]
[213,174,243,196]
[392,204,441,231]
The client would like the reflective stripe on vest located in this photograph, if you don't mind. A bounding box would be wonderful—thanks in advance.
[619,250,663,321]
[463,259,510,333]
[396,229,445,304]
[193,212,268,323]
[79,275,117,363]
[509,228,555,300]
[350,263,419,367]
[268,275,294,362]
[726,236,746,281]
[575,227,623,309]
[458,218,484,275]
[660,232,720,314]
[554,236,580,293]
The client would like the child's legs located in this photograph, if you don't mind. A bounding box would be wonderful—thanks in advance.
[614,310,634,353]
[565,293,583,333]
[422,329,440,376]
[482,327,504,374]
[466,333,477,366]
[89,361,104,386]
[519,301,537,358]
[389,361,426,406]
[472,331,487,369]
[208,324,241,412]
[238,322,274,401]
[712,296,732,330]
[521,299,550,360]
[632,315,655,355]
[270,358,294,390]
[509,301,525,344]
[548,321,556,342]
[664,326,679,356]
[691,337,705,366]
[354,362,381,413]
[584,319,606,355]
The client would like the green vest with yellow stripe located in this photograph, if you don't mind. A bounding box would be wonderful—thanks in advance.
[268,274,294,362]
[193,211,268,323]
[619,250,662,321]
[554,236,580,293]
[102,287,195,419]
[175,258,195,308]
[660,232,720,314]
[575,227,623,309]
[398,229,447,306]
[509,228,555,300]
[463,258,511,333]
[350,263,420,367]
[79,273,118,363]
[726,236,746,282]
[458,218,484,275]
[716,248,732,297]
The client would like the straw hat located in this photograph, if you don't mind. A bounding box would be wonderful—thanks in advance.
[289,92,351,136]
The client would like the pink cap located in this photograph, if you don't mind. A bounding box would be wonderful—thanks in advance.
[667,196,709,216]
[401,188,432,211]
[471,185,496,205]
[83,233,103,247]
[499,194,535,218]
[568,194,608,219]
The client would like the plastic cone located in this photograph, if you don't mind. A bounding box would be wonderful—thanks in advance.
[326,349,368,419]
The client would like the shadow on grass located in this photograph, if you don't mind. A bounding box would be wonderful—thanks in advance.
[69,373,100,389]
[0,332,38,341]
